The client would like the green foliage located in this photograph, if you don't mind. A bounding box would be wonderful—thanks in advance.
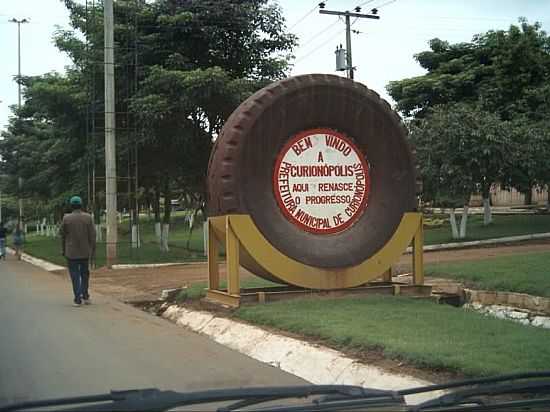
[410,103,511,207]
[388,20,550,121]
[236,295,550,376]
[389,20,550,204]
[427,251,550,297]
[502,119,550,199]
[0,0,297,221]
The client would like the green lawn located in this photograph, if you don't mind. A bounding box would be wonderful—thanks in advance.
[427,251,550,297]
[423,214,550,245]
[22,212,207,267]
[19,213,550,266]
[235,295,550,376]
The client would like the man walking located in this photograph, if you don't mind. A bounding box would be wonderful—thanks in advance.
[61,196,96,306]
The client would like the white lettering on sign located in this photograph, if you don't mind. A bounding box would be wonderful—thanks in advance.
[273,128,370,234]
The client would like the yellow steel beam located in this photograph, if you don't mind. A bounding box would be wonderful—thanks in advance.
[413,214,425,285]
[225,216,240,295]
[381,267,392,282]
[228,212,422,290]
[206,290,240,308]
[207,219,220,290]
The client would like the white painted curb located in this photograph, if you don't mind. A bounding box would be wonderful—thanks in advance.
[112,262,202,269]
[406,232,550,253]
[7,247,65,272]
[163,306,445,403]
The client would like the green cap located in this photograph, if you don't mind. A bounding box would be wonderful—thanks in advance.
[70,196,82,205]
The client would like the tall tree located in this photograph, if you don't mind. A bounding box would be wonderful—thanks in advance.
[0,0,297,254]
[388,20,550,121]
[503,119,550,206]
[388,19,550,208]
[411,103,512,238]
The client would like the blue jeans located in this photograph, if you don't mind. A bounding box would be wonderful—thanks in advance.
[0,238,5,257]
[67,259,90,303]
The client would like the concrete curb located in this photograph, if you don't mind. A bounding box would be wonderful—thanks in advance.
[406,232,550,253]
[7,247,65,272]
[112,262,204,269]
[162,305,444,403]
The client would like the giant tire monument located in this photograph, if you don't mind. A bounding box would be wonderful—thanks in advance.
[206,74,428,306]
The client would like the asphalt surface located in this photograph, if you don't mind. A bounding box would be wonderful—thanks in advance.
[0,257,304,407]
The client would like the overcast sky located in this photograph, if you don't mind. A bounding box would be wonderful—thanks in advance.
[1,0,548,132]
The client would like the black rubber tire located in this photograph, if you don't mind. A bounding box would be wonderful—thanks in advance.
[207,74,418,268]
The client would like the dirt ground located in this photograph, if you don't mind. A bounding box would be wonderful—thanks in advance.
[66,239,550,302]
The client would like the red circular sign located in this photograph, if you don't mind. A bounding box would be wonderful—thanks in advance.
[273,128,370,234]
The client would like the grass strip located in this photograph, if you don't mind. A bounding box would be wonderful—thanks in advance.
[235,295,550,376]
[427,251,550,297]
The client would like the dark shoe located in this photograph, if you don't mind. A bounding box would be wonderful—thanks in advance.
[73,300,82,307]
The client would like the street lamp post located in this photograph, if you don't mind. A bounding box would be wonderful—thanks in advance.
[9,17,29,229]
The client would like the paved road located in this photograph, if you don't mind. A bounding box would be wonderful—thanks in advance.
[0,257,304,407]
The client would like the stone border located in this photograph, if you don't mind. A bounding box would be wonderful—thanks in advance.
[464,303,550,329]
[464,289,550,315]
[162,305,443,404]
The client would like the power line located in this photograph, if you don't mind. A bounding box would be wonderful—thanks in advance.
[296,17,342,50]
[372,0,397,9]
[356,0,376,8]
[294,17,344,61]
[294,28,346,64]
[288,2,320,31]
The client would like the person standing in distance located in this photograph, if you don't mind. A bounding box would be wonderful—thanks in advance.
[0,223,7,259]
[61,196,96,306]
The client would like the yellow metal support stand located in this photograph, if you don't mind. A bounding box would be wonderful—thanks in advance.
[206,212,426,307]
[225,217,240,296]
[207,220,219,290]
[381,267,393,283]
[412,214,424,286]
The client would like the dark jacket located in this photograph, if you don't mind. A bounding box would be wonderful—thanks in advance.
[61,210,96,260]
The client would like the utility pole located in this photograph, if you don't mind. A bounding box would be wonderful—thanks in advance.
[104,0,117,266]
[9,18,29,228]
[319,5,379,79]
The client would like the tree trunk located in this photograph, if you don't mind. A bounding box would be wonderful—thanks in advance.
[131,223,140,248]
[161,223,170,252]
[482,184,492,226]
[449,209,459,240]
[459,205,469,239]
[154,187,161,240]
[133,201,141,248]
[524,187,533,206]
[483,198,492,225]
[95,224,103,242]
[160,179,171,252]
